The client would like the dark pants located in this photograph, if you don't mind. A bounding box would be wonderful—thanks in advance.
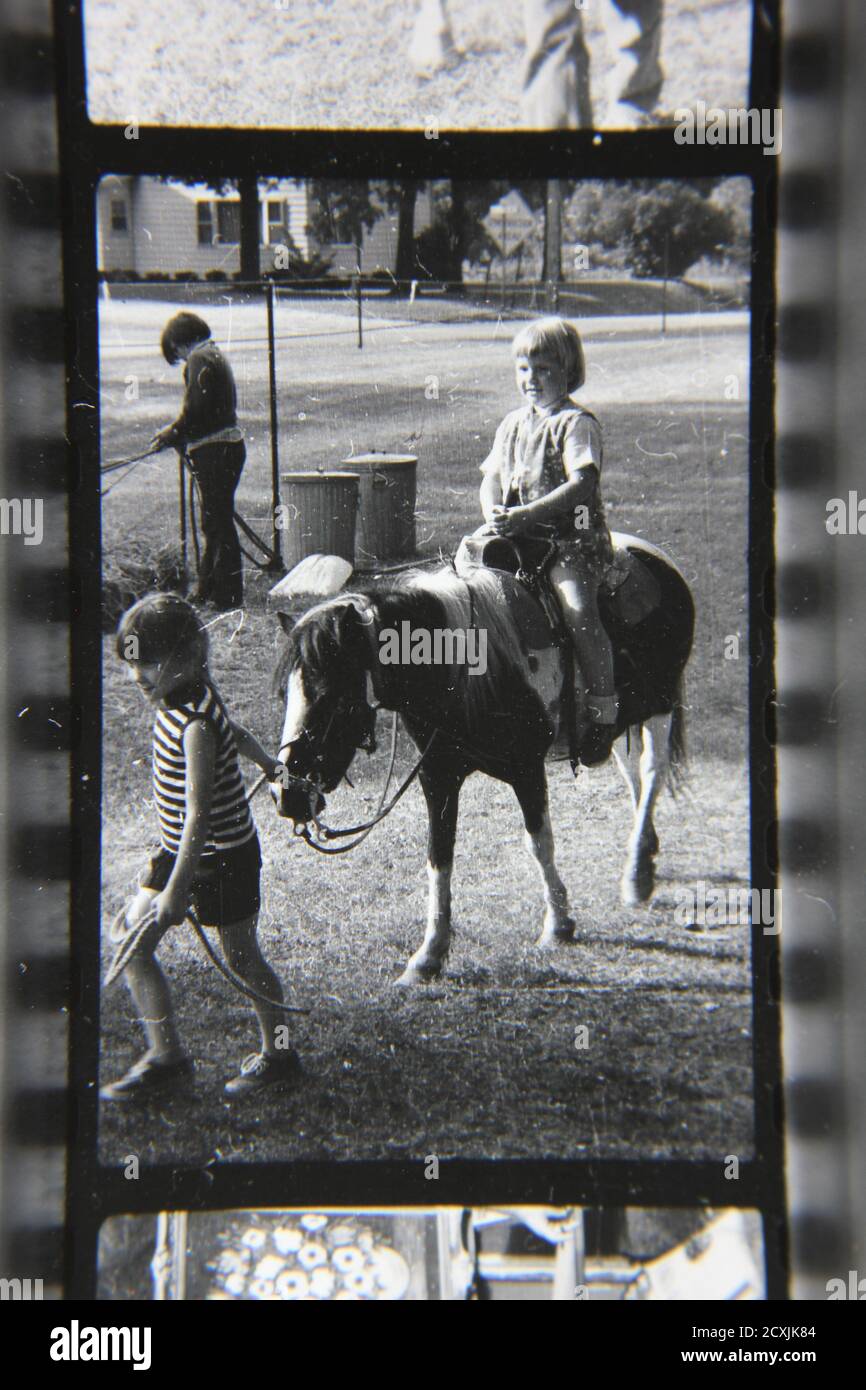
[522,0,664,129]
[186,440,245,609]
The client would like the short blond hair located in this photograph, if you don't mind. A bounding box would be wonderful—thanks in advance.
[511,317,585,393]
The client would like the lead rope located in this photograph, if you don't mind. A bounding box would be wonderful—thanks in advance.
[105,901,311,1014]
[184,906,311,1014]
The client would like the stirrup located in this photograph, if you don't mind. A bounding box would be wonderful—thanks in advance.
[586,693,618,725]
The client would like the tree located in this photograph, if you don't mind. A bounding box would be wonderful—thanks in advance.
[237,176,261,282]
[564,179,737,279]
[413,180,509,284]
[307,181,386,270]
[627,183,735,278]
[389,180,421,288]
[565,181,635,251]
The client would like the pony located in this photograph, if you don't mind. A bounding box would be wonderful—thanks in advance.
[273,532,694,985]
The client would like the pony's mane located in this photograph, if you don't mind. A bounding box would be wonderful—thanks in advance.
[273,567,527,731]
[273,592,373,699]
[399,566,525,727]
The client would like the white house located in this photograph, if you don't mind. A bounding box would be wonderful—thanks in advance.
[96,177,434,278]
[96,176,314,277]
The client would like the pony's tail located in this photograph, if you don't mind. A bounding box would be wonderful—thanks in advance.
[667,677,689,796]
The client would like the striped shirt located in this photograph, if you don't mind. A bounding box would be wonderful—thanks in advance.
[152,681,255,854]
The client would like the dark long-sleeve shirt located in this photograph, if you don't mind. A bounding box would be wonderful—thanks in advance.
[164,341,238,448]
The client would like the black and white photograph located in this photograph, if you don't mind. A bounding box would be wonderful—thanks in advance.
[96,173,756,1166]
[83,0,754,132]
[23,0,866,1324]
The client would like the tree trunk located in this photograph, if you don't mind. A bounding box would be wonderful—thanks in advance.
[544,179,562,312]
[447,180,466,291]
[238,176,261,283]
[393,181,420,293]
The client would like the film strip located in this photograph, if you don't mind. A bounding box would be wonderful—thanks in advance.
[776,0,866,1301]
[0,0,70,1297]
[3,0,864,1307]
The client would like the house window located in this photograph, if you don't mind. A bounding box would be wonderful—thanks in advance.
[197,202,214,246]
[267,200,287,245]
[215,200,241,245]
[110,197,128,232]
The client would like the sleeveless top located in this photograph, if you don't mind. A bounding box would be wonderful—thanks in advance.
[152,680,255,855]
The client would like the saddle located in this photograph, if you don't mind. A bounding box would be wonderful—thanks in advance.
[455,528,662,632]
[454,528,663,768]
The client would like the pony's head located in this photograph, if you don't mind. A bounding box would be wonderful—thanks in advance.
[272,597,378,824]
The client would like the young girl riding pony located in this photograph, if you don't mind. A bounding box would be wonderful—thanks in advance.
[479,316,619,766]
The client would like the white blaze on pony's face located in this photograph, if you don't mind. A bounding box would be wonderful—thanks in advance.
[279,666,312,767]
[271,665,319,822]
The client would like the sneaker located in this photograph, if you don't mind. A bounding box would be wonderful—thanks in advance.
[579,722,617,767]
[224,1050,301,1098]
[100,1052,192,1103]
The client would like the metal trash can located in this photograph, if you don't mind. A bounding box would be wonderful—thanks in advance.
[341,453,417,565]
[279,471,360,569]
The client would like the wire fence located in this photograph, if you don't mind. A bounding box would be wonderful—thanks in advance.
[100,270,748,349]
[98,272,748,581]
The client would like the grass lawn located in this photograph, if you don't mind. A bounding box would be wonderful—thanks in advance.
[98,297,754,1165]
[85,0,752,131]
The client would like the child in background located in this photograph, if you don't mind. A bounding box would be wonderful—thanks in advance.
[102,593,298,1101]
[479,316,619,766]
[153,312,246,611]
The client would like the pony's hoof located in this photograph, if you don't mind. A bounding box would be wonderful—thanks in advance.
[536,917,576,948]
[394,960,443,987]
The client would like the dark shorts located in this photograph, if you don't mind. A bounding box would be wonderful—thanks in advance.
[141,834,261,928]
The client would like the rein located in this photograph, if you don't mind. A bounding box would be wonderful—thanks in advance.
[104,901,311,1014]
[297,719,437,855]
[185,907,310,1014]
[247,711,437,856]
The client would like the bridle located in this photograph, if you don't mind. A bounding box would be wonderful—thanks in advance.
[287,714,437,856]
[251,599,439,854]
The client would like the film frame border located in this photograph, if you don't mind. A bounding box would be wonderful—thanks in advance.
[0,0,819,1302]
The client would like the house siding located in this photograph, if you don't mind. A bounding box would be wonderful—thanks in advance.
[97,177,313,276]
[97,178,432,278]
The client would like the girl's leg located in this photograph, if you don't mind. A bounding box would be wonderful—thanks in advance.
[121,889,184,1060]
[409,0,458,77]
[206,444,244,610]
[550,564,615,707]
[101,890,190,1100]
[605,0,664,121]
[218,916,284,1056]
[189,443,244,610]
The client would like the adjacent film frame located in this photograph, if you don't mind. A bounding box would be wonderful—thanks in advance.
[4,0,862,1302]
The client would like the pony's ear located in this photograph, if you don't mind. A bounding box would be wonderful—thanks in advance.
[276,610,295,635]
[337,599,376,656]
